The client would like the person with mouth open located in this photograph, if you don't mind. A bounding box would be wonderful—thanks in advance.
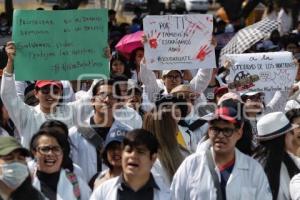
[29,126,91,200]
[171,100,272,200]
[93,125,127,189]
[90,129,171,200]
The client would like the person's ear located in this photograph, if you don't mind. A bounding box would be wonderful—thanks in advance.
[31,149,37,158]
[34,89,39,98]
[91,97,96,104]
[236,123,244,139]
[151,153,158,164]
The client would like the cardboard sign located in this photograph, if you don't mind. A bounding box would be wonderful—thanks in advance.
[226,52,297,92]
[143,14,216,70]
[12,9,109,80]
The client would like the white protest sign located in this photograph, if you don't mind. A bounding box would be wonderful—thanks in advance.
[226,52,297,93]
[143,14,216,70]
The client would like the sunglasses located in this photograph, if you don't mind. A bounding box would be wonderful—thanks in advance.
[209,126,237,137]
[38,86,61,95]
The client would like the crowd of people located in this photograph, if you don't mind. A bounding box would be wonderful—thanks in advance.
[0,0,300,200]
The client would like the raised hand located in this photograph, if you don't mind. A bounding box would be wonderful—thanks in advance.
[5,41,16,61]
[4,41,16,74]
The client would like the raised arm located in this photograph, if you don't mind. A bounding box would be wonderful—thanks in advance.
[190,36,216,93]
[1,42,33,137]
[190,68,213,93]
[140,58,162,103]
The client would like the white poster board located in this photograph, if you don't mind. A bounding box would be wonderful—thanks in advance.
[226,52,297,93]
[143,14,216,70]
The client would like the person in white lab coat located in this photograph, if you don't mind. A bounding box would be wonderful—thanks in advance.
[171,100,272,200]
[29,125,91,200]
[90,129,170,200]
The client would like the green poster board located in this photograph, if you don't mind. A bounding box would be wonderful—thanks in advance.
[12,9,109,80]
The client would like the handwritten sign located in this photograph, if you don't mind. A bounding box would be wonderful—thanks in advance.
[226,52,297,93]
[143,14,215,70]
[12,9,108,80]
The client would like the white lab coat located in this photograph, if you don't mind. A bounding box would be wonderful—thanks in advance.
[32,169,91,200]
[27,159,87,183]
[171,148,272,200]
[90,175,171,200]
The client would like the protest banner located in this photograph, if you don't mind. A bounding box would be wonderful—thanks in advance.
[226,52,297,93]
[12,9,108,80]
[143,14,216,70]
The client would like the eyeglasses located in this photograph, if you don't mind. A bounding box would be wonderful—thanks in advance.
[36,145,63,156]
[246,94,263,102]
[38,86,61,95]
[165,75,181,81]
[95,92,116,101]
[209,126,237,137]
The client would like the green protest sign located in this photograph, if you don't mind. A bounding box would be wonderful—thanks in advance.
[12,9,109,80]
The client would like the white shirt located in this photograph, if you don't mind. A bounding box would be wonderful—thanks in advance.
[290,173,300,200]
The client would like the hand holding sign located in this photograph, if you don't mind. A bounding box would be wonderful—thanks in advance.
[5,41,16,60]
[4,41,16,75]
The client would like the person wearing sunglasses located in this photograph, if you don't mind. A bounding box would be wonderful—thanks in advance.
[29,126,91,200]
[1,42,95,149]
[171,101,272,200]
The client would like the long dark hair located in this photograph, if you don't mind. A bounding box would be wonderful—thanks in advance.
[110,53,132,79]
[129,47,144,71]
[30,121,74,172]
[0,98,5,127]
[286,108,300,123]
[236,119,254,156]
[0,98,15,136]
[253,135,285,199]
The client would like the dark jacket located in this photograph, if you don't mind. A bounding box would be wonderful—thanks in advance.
[0,176,45,200]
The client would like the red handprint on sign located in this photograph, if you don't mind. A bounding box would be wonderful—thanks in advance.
[196,45,212,61]
[149,38,158,49]
[147,31,160,49]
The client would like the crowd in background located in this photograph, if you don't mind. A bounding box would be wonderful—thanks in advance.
[0,0,300,199]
